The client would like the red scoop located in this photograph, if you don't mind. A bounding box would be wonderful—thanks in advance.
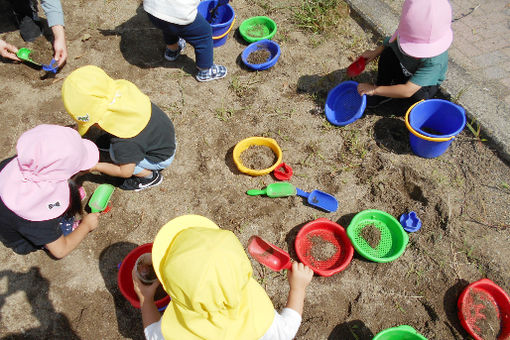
[347,57,366,77]
[247,236,292,271]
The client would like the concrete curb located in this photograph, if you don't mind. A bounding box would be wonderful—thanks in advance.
[345,0,510,163]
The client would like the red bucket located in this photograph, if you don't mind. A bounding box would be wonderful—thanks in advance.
[117,243,170,309]
[457,278,510,340]
[295,218,354,277]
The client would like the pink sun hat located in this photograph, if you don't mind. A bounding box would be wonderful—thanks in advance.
[390,0,453,58]
[0,125,99,221]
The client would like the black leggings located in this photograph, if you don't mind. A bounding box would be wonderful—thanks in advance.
[377,47,439,101]
[7,0,38,24]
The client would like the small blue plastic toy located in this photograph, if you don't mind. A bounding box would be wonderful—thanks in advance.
[42,59,58,74]
[399,211,422,232]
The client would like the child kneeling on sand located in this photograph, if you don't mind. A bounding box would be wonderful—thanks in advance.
[0,125,100,258]
[132,215,314,340]
[355,0,453,108]
[62,65,177,191]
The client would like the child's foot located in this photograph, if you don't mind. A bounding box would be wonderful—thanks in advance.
[196,64,227,82]
[366,95,392,109]
[119,171,163,191]
[164,38,186,62]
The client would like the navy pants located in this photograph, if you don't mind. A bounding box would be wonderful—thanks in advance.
[147,13,214,69]
[377,47,439,101]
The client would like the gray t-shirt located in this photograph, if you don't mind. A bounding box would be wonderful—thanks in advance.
[110,103,176,164]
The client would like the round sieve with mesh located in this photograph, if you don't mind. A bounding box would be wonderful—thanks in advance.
[325,81,366,126]
[461,288,500,337]
[295,218,354,277]
[351,220,393,259]
[457,278,510,340]
[347,209,409,263]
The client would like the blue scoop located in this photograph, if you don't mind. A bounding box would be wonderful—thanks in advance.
[296,188,338,212]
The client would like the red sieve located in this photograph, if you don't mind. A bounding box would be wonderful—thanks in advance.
[294,218,353,277]
[457,278,510,340]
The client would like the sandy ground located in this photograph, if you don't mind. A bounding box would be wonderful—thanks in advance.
[0,0,509,339]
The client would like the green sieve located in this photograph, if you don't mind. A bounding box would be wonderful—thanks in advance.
[346,209,408,263]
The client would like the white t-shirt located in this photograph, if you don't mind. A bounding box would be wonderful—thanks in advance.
[144,308,302,340]
[143,0,200,25]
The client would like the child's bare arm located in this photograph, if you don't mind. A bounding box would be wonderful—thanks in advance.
[132,268,162,328]
[361,45,385,63]
[357,81,421,98]
[285,262,314,315]
[91,162,135,178]
[45,212,100,259]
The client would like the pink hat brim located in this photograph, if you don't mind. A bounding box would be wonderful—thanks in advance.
[0,135,99,222]
[399,28,453,58]
[0,158,70,221]
[80,138,100,172]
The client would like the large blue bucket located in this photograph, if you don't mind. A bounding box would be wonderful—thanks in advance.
[198,0,235,47]
[405,99,466,158]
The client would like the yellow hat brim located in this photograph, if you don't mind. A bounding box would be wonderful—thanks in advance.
[160,277,275,340]
[152,215,219,291]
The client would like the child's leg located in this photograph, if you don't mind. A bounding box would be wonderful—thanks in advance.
[411,85,439,101]
[178,14,214,70]
[376,47,407,86]
[146,12,186,61]
[146,13,180,47]
[133,153,176,177]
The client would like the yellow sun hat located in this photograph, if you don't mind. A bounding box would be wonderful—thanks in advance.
[62,65,151,138]
[152,215,275,340]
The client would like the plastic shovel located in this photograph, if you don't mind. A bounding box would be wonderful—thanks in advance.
[88,184,115,213]
[296,188,338,212]
[247,236,292,271]
[347,57,366,77]
[16,47,41,66]
[246,182,297,198]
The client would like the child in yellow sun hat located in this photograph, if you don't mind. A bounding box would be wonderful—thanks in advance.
[132,215,314,340]
[62,65,177,191]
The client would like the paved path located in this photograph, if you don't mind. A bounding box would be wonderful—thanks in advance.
[345,0,510,162]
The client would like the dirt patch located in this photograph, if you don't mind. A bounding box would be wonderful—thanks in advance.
[247,48,270,64]
[360,225,381,248]
[0,0,510,339]
[470,292,502,340]
[420,127,443,136]
[309,235,337,262]
[28,36,54,64]
[240,145,277,170]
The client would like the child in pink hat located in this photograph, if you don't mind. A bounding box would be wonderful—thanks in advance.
[0,125,101,258]
[355,0,453,108]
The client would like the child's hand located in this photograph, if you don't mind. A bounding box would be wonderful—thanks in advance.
[132,268,160,305]
[357,83,377,96]
[360,45,384,63]
[0,39,20,62]
[288,262,314,291]
[81,212,100,232]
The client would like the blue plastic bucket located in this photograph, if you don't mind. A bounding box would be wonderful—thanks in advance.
[325,81,367,126]
[198,0,235,48]
[405,99,466,158]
